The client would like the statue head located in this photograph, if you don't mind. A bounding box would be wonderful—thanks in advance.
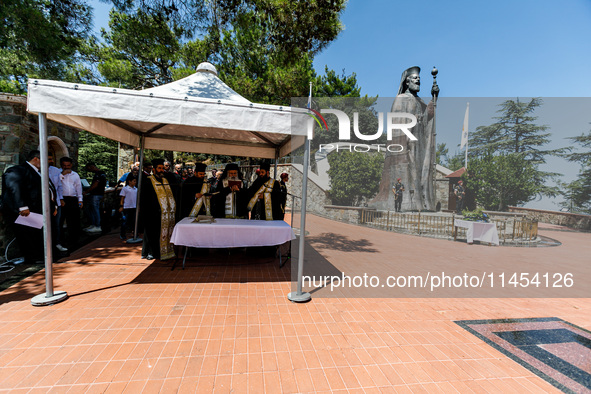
[398,66,421,95]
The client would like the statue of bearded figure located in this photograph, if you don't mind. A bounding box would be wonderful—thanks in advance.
[370,66,439,211]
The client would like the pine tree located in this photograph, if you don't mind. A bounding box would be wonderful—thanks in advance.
[562,128,591,213]
[464,98,562,209]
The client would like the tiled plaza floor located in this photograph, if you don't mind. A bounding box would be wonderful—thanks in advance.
[0,214,589,393]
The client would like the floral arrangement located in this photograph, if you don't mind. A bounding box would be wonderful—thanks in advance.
[461,208,490,222]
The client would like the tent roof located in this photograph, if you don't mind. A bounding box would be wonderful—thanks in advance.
[27,62,308,159]
[142,62,251,104]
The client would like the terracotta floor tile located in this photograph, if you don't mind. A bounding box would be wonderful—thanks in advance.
[160,341,181,358]
[364,364,391,387]
[111,359,141,383]
[143,341,166,359]
[75,361,107,384]
[215,355,233,375]
[15,364,55,389]
[247,372,264,392]
[278,370,299,393]
[177,377,198,393]
[262,371,281,392]
[337,366,361,389]
[176,355,199,378]
[81,383,111,394]
[213,374,232,393]
[0,221,589,393]
[230,373,248,394]
[129,358,157,381]
[121,379,147,393]
[200,356,218,376]
[103,381,128,393]
[248,353,263,373]
[95,344,122,362]
[109,343,135,361]
[140,378,164,394]
[308,368,331,392]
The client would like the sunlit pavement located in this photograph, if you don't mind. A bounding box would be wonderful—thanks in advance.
[0,214,589,392]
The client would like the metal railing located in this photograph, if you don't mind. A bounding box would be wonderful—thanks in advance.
[359,209,539,243]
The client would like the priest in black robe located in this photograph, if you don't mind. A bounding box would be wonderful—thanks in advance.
[140,158,176,260]
[246,162,284,221]
[210,163,248,219]
[178,162,211,219]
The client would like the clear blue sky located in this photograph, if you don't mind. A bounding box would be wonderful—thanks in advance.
[91,0,591,210]
[313,0,591,98]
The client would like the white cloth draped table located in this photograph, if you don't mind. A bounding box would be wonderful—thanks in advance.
[170,217,295,248]
[454,219,499,246]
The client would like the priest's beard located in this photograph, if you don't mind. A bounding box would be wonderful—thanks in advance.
[408,82,420,94]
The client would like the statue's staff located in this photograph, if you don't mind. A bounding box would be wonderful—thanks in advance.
[430,67,439,188]
[431,67,439,103]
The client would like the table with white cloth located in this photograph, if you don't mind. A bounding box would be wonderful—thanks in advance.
[454,219,500,246]
[170,217,296,268]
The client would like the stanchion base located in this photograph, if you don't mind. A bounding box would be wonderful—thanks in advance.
[126,238,143,244]
[31,291,68,306]
[287,291,311,303]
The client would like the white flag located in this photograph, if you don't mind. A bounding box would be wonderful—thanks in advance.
[460,102,469,149]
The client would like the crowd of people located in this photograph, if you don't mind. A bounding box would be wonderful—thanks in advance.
[137,159,289,260]
[1,150,290,264]
[1,150,88,264]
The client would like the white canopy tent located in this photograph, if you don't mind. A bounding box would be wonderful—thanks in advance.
[26,62,312,305]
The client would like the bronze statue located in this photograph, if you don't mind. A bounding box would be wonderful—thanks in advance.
[370,66,439,211]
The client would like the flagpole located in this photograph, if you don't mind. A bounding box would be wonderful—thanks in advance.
[465,139,468,169]
[461,102,470,169]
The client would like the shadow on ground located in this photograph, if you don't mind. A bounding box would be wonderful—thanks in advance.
[306,232,379,253]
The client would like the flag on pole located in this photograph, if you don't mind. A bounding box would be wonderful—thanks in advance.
[460,102,469,149]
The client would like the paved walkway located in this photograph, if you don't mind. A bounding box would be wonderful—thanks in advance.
[0,214,589,392]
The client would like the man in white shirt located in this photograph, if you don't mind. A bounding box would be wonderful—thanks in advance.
[59,157,83,249]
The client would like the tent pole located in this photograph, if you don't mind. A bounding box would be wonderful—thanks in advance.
[127,135,144,244]
[274,149,279,179]
[31,113,68,306]
[288,137,311,303]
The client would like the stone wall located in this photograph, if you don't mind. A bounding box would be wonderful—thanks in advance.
[322,205,367,224]
[118,144,137,179]
[0,94,83,258]
[508,206,591,231]
[435,178,449,211]
[271,164,331,214]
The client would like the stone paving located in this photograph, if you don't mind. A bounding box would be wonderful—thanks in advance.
[0,214,589,392]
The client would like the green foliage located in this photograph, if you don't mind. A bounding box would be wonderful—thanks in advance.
[436,143,449,165]
[305,69,379,155]
[561,128,591,213]
[314,67,361,97]
[81,0,345,103]
[463,153,543,211]
[461,207,490,222]
[309,96,381,154]
[446,153,465,172]
[327,151,384,206]
[84,9,191,89]
[217,13,316,105]
[0,0,92,92]
[468,98,565,162]
[113,0,345,58]
[465,98,561,210]
[78,131,119,183]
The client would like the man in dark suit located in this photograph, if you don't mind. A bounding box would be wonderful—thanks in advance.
[1,150,58,264]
